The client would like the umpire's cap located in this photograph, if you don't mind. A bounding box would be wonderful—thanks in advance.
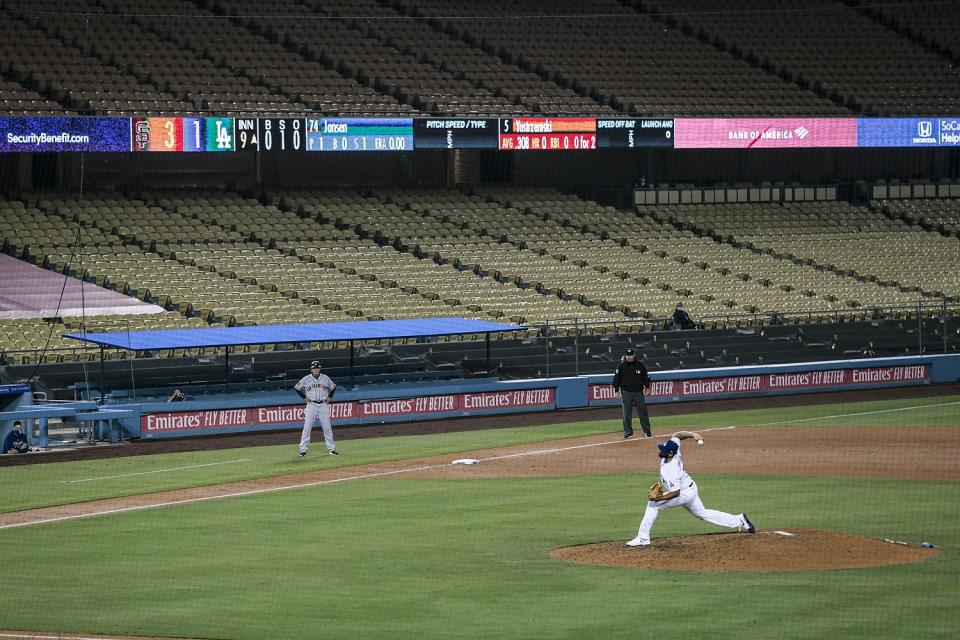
[658,439,679,457]
[310,360,321,369]
[624,348,636,356]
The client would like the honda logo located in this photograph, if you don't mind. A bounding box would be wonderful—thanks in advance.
[917,121,933,138]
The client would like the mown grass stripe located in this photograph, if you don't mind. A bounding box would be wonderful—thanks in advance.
[60,458,251,483]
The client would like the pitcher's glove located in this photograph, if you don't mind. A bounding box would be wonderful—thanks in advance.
[647,481,664,501]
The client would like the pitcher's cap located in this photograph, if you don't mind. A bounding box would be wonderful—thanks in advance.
[658,440,679,456]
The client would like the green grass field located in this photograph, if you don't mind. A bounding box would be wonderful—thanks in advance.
[1,395,958,639]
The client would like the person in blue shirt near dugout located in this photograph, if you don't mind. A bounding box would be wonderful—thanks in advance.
[3,421,31,454]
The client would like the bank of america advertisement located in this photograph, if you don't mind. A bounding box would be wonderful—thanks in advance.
[674,118,858,149]
[857,118,960,147]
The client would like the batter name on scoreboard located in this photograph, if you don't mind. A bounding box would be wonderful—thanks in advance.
[499,117,596,151]
[305,118,413,152]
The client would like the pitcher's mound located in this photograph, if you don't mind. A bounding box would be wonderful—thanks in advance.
[551,528,939,572]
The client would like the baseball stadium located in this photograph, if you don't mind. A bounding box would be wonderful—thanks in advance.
[1,1,959,638]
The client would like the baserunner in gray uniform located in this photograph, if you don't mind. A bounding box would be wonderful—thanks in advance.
[293,360,338,457]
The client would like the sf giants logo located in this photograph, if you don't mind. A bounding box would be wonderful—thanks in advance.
[134,120,150,150]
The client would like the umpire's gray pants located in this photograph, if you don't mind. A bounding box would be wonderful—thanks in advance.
[620,390,651,436]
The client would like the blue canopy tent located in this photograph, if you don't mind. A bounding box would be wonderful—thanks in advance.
[65,317,526,400]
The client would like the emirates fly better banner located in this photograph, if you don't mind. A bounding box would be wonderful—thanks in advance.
[589,364,929,402]
[141,388,555,433]
[139,363,931,436]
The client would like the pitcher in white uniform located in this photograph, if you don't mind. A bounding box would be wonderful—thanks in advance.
[626,431,755,547]
[293,360,338,457]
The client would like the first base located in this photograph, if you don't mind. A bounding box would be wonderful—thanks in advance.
[452,458,480,465]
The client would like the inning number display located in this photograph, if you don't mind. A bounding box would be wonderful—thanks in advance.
[236,118,305,152]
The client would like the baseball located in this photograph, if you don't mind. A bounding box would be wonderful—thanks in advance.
[697,439,704,445]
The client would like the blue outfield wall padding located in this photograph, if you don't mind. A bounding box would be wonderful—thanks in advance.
[64,317,524,351]
[930,354,960,383]
[554,377,589,409]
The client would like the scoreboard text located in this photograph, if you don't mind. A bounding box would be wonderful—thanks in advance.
[499,118,597,151]
[132,117,235,152]
[305,118,413,152]
[9,115,950,151]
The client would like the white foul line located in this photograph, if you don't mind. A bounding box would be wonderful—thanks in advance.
[0,464,438,530]
[481,439,625,461]
[59,459,252,483]
[0,425,730,530]
[754,400,960,427]
[480,426,737,462]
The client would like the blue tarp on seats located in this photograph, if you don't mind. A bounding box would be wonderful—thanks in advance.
[65,318,525,351]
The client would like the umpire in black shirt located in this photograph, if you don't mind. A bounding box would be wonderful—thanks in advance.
[611,348,652,438]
